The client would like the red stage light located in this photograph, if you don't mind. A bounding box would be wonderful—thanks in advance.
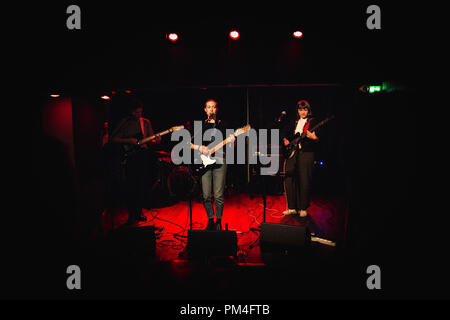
[168,33,178,41]
[101,95,111,100]
[293,31,303,38]
[229,30,239,40]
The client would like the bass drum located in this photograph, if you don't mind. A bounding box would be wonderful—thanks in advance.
[167,165,200,200]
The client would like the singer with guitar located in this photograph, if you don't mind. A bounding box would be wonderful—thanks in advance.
[281,100,319,218]
[109,98,161,225]
[190,98,236,231]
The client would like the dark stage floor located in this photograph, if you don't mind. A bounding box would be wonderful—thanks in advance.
[21,189,422,301]
[66,192,362,300]
[100,193,347,263]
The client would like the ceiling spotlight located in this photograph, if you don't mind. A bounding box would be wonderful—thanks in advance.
[101,95,111,100]
[293,31,303,39]
[229,30,240,40]
[168,33,179,41]
[50,94,60,98]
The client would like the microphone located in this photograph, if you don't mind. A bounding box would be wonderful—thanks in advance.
[207,112,216,122]
[277,111,287,122]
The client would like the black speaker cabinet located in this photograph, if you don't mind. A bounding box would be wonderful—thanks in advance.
[187,230,237,259]
[260,223,310,254]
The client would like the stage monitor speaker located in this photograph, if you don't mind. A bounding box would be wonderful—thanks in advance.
[260,223,310,254]
[187,230,237,259]
[108,225,156,256]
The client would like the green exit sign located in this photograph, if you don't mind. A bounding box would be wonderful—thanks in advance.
[368,85,382,93]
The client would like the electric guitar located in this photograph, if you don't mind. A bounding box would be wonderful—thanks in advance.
[122,125,184,161]
[282,116,334,159]
[192,124,251,175]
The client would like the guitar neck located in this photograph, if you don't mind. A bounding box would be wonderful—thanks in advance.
[309,119,329,132]
[139,129,171,144]
[292,117,333,143]
[301,118,331,138]
[206,125,251,155]
[209,136,233,155]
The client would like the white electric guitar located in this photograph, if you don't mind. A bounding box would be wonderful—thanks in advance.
[193,124,251,175]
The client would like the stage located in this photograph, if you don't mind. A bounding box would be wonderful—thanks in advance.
[101,192,347,262]
[62,191,350,300]
[18,3,441,303]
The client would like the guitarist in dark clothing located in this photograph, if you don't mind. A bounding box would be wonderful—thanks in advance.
[109,98,161,225]
[281,100,319,217]
[190,99,236,230]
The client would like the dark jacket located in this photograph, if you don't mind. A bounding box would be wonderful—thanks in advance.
[191,119,232,156]
[281,117,319,153]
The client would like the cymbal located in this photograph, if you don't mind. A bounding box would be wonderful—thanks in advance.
[155,150,170,156]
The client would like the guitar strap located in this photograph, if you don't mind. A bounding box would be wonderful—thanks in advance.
[211,120,218,142]
[139,117,146,137]
[296,117,313,150]
[302,117,314,134]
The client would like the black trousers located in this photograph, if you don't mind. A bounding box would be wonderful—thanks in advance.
[124,152,150,221]
[284,151,314,211]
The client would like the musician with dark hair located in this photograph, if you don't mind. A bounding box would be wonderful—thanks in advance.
[281,99,319,217]
[190,98,235,230]
[109,98,161,225]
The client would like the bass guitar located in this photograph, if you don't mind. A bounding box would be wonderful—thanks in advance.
[192,124,251,175]
[122,125,184,162]
[283,116,334,159]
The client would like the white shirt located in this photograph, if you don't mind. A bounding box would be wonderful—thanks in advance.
[294,117,308,135]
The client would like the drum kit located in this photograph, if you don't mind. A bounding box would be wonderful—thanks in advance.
[150,150,200,207]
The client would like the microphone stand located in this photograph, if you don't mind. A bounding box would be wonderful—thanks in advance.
[189,192,193,230]
[187,154,200,231]
[261,116,285,223]
[262,171,267,223]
